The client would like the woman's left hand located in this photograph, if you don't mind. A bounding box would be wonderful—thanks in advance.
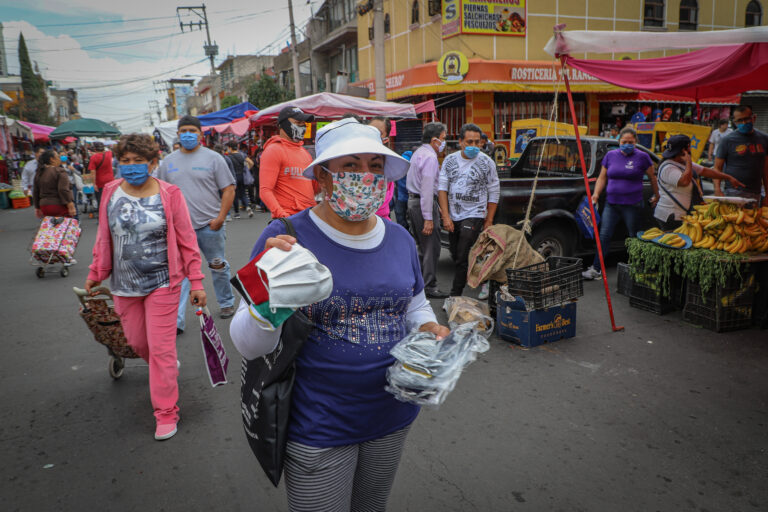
[419,322,450,340]
[190,290,207,308]
[650,194,660,206]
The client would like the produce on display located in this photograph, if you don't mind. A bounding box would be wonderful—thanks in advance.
[674,203,768,254]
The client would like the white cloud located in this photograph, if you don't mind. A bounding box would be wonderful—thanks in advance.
[2,0,319,131]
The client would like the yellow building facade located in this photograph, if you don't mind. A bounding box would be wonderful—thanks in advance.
[355,0,767,155]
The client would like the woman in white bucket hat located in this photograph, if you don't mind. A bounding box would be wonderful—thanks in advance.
[231,118,449,511]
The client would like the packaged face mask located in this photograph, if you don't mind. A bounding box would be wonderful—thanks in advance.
[255,244,333,309]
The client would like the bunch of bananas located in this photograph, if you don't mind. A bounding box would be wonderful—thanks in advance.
[675,203,768,254]
[640,227,663,240]
[657,233,687,248]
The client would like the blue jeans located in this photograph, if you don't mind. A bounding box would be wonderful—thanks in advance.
[177,224,235,330]
[393,199,409,230]
[592,201,643,269]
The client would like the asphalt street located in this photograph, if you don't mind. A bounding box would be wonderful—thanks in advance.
[1,207,766,512]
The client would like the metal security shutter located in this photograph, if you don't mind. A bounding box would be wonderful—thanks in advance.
[742,95,768,132]
[394,120,423,155]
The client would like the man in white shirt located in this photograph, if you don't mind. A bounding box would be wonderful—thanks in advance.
[708,119,732,160]
[438,123,500,297]
[21,148,43,197]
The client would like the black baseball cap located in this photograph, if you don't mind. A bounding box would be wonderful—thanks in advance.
[278,106,314,123]
[662,134,691,158]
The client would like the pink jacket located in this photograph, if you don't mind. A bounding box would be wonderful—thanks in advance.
[88,178,205,291]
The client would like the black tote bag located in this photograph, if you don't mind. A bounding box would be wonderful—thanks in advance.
[239,217,314,487]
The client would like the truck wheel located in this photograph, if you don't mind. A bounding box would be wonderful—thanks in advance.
[530,226,573,258]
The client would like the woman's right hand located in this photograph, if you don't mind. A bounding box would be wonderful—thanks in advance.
[35,208,43,219]
[591,193,599,205]
[265,234,297,252]
[85,279,101,296]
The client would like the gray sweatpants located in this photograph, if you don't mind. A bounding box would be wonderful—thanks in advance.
[407,198,442,293]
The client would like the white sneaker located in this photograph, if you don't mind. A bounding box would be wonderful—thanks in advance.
[581,266,602,280]
[247,207,254,218]
[478,282,490,300]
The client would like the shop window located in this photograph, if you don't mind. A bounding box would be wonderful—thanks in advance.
[679,0,698,31]
[412,1,419,25]
[746,0,762,26]
[643,0,665,28]
[384,13,390,34]
[428,0,441,17]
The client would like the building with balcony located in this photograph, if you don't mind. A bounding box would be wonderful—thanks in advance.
[50,88,79,124]
[308,0,359,93]
[217,54,276,102]
[274,40,313,96]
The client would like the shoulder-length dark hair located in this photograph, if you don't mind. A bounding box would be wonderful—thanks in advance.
[39,149,58,167]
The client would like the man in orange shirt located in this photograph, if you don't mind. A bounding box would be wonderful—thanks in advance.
[259,106,317,219]
[88,141,114,209]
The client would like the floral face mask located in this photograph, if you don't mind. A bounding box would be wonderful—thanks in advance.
[322,168,387,222]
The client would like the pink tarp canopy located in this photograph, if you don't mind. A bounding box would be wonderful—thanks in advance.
[203,117,251,137]
[19,121,55,142]
[249,92,417,126]
[562,42,768,99]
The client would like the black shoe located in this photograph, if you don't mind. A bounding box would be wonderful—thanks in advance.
[176,327,183,335]
[425,289,449,299]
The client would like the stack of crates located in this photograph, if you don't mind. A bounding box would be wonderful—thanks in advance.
[496,257,583,348]
[628,270,686,315]
[683,273,755,332]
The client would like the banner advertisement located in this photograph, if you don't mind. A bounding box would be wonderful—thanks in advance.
[443,0,527,39]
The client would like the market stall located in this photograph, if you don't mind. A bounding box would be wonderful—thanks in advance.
[544,26,768,332]
[197,101,257,127]
[19,121,56,142]
[49,118,121,140]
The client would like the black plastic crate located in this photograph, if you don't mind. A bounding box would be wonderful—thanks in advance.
[683,274,755,332]
[617,262,632,297]
[505,257,583,310]
[488,280,501,318]
[628,271,684,315]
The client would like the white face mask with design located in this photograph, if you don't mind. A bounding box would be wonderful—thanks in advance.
[256,243,333,310]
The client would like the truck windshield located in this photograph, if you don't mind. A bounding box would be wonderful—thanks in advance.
[521,139,592,175]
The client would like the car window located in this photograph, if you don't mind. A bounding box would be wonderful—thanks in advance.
[522,139,591,175]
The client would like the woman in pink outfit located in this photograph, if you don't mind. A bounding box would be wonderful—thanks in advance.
[84,134,207,441]
[368,116,397,220]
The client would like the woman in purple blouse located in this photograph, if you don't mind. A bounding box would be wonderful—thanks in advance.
[583,127,659,280]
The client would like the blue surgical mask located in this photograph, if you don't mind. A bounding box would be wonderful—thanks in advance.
[620,144,635,155]
[737,122,753,134]
[60,155,68,162]
[119,163,150,186]
[463,146,480,159]
[179,132,200,150]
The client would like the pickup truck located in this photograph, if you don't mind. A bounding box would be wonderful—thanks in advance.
[494,136,661,258]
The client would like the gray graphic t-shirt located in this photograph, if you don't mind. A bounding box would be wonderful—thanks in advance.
[108,187,170,297]
[438,151,501,221]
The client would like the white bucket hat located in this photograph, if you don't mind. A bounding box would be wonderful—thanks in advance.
[302,118,410,181]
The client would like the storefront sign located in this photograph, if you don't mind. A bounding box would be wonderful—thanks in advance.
[437,51,470,85]
[510,66,601,83]
[443,0,527,39]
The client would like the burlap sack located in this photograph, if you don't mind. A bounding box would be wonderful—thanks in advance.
[467,225,545,288]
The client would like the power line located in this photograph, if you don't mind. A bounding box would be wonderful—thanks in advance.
[72,58,207,89]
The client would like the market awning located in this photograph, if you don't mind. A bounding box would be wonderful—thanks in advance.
[19,121,55,142]
[249,92,418,126]
[546,27,768,99]
[203,117,251,137]
[0,116,33,139]
[50,118,120,139]
[599,92,742,105]
[0,91,12,103]
[198,102,257,126]
[414,99,436,114]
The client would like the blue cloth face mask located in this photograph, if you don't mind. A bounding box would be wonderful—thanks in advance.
[463,146,480,159]
[620,144,635,155]
[60,155,68,162]
[119,163,150,186]
[179,132,200,150]
[737,122,753,134]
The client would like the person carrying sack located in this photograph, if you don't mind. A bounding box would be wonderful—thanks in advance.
[230,118,450,512]
[654,134,745,230]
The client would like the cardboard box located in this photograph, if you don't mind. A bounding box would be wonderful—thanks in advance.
[497,299,577,348]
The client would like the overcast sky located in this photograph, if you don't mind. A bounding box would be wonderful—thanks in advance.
[0,0,319,132]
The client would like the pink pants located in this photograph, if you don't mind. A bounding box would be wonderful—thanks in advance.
[113,286,181,425]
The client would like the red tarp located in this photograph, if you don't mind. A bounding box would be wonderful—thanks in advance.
[599,92,742,105]
[564,42,768,99]
[203,117,251,137]
[19,121,55,142]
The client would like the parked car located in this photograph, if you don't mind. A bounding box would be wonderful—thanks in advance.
[494,135,660,258]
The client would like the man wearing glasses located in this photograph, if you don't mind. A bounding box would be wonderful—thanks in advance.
[713,105,768,206]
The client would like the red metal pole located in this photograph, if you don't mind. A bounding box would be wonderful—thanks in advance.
[559,57,624,332]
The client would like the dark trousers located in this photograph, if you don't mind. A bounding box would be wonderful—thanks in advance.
[394,199,409,230]
[408,198,441,294]
[655,214,682,231]
[448,217,484,297]
[592,201,643,269]
[233,175,250,213]
[754,262,768,328]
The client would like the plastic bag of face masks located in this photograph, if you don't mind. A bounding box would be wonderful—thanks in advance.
[442,296,494,337]
[385,323,490,407]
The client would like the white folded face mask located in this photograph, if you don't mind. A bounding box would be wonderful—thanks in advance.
[256,243,334,309]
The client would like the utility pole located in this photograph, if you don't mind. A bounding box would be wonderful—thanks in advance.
[148,100,162,123]
[373,0,386,101]
[287,0,302,98]
[176,5,219,76]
